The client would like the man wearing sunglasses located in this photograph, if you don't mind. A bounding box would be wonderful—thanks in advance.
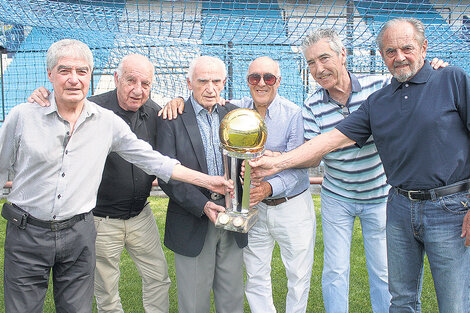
[159,56,315,313]
[235,57,315,313]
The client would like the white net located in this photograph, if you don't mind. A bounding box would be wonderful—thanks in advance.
[0,0,469,121]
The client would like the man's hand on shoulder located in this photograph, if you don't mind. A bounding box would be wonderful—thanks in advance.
[158,96,185,120]
[157,96,228,120]
[430,57,449,69]
[203,201,226,224]
[27,87,51,107]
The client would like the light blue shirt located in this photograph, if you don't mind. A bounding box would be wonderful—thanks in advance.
[0,94,179,220]
[231,94,310,198]
[190,95,224,176]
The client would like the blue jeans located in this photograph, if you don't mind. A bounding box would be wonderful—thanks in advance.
[321,193,390,313]
[387,188,470,313]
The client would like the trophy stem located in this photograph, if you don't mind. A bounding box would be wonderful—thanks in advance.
[242,162,251,210]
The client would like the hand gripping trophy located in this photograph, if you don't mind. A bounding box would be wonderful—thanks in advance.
[216,108,267,233]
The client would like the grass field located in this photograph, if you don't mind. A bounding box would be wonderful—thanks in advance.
[0,196,438,312]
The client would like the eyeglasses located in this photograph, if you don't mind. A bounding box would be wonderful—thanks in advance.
[247,73,278,86]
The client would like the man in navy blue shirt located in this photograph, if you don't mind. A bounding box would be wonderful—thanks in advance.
[250,17,470,313]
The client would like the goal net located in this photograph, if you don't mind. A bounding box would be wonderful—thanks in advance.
[0,0,469,121]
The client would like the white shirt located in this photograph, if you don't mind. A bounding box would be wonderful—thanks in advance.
[0,94,178,220]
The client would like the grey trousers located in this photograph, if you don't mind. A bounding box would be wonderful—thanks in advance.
[174,222,244,313]
[4,211,96,313]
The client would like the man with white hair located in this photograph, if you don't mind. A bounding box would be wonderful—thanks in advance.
[0,40,231,313]
[159,56,316,313]
[300,28,391,313]
[87,54,171,313]
[157,55,247,313]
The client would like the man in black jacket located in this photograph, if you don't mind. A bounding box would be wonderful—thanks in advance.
[90,54,170,313]
[28,54,170,313]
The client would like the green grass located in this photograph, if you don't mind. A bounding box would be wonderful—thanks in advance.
[0,196,438,312]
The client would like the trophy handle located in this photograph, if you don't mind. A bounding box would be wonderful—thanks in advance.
[223,153,231,209]
[241,161,251,211]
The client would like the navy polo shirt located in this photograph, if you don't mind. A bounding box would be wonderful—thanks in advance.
[336,61,470,190]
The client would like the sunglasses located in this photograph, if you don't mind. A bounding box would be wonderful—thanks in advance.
[247,73,278,86]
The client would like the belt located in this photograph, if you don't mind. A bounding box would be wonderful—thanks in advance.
[27,212,88,231]
[262,189,307,206]
[395,181,470,201]
[9,202,90,231]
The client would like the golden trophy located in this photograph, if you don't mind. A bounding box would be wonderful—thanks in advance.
[216,108,267,233]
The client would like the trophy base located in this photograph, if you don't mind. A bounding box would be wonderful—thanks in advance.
[215,209,258,233]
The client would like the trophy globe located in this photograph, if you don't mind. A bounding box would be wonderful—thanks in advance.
[216,108,267,233]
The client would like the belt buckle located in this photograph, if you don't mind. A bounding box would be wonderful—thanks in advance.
[407,190,419,201]
[50,221,59,231]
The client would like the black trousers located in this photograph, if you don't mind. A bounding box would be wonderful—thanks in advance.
[4,211,96,313]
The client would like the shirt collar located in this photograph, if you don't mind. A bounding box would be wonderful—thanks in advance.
[190,94,218,115]
[246,93,281,119]
[391,60,432,92]
[350,72,361,93]
[320,72,360,103]
[44,92,98,119]
[116,102,149,119]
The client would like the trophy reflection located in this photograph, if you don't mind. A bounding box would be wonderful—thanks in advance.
[215,108,267,233]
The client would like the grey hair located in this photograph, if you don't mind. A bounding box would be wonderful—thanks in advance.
[46,39,93,71]
[376,17,426,51]
[300,28,345,56]
[187,55,227,82]
[115,54,155,78]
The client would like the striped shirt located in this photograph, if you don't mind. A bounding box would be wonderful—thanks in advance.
[303,73,391,203]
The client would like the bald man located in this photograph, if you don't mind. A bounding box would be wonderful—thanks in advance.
[231,57,315,313]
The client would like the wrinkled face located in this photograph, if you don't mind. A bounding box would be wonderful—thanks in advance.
[48,57,91,107]
[247,58,280,108]
[380,22,427,82]
[304,38,347,90]
[115,57,153,112]
[187,60,226,110]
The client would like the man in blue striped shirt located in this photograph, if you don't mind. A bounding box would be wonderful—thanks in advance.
[300,28,391,313]
[300,29,446,313]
